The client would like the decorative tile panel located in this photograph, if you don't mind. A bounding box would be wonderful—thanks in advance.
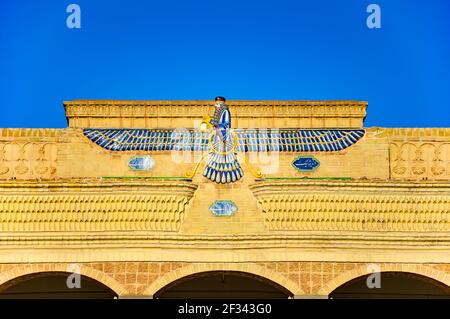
[209,201,238,216]
[128,156,155,171]
[292,156,320,172]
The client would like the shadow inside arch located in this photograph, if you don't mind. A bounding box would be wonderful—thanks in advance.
[0,271,119,299]
[329,271,450,299]
[154,270,294,299]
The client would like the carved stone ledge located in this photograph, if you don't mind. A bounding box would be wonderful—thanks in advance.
[0,179,197,233]
[250,180,450,232]
[381,128,450,141]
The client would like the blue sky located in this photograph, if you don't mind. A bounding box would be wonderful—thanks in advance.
[0,0,449,128]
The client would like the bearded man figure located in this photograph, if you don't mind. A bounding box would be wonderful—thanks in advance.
[210,96,230,142]
[202,96,244,184]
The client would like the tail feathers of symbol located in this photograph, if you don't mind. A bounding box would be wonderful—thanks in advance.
[203,152,244,184]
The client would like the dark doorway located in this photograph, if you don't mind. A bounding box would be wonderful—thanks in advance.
[155,271,292,299]
[329,272,450,299]
[0,272,117,299]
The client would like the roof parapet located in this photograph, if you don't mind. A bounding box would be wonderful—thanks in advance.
[63,100,368,129]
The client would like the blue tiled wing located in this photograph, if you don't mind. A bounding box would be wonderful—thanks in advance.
[234,129,365,152]
[83,128,364,152]
[83,129,211,152]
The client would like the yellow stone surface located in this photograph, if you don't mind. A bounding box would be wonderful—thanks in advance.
[0,100,449,297]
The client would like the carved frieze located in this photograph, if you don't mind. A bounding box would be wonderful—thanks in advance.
[250,181,450,232]
[0,142,57,179]
[390,142,449,179]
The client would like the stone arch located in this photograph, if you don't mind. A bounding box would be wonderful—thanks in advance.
[318,264,450,296]
[142,263,303,296]
[0,263,128,296]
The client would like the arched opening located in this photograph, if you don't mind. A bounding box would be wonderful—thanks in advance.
[329,272,450,299]
[0,272,118,299]
[154,271,293,299]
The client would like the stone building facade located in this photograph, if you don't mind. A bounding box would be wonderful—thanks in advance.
[0,100,449,298]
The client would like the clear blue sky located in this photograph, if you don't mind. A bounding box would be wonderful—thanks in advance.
[1,0,449,128]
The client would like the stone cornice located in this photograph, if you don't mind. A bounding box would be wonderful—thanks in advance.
[3,178,447,192]
[0,232,448,246]
[0,128,69,141]
[64,100,368,129]
[0,233,449,264]
[250,179,450,193]
[250,179,450,232]
[0,179,198,233]
[64,100,368,111]
[0,178,197,193]
[374,127,450,141]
